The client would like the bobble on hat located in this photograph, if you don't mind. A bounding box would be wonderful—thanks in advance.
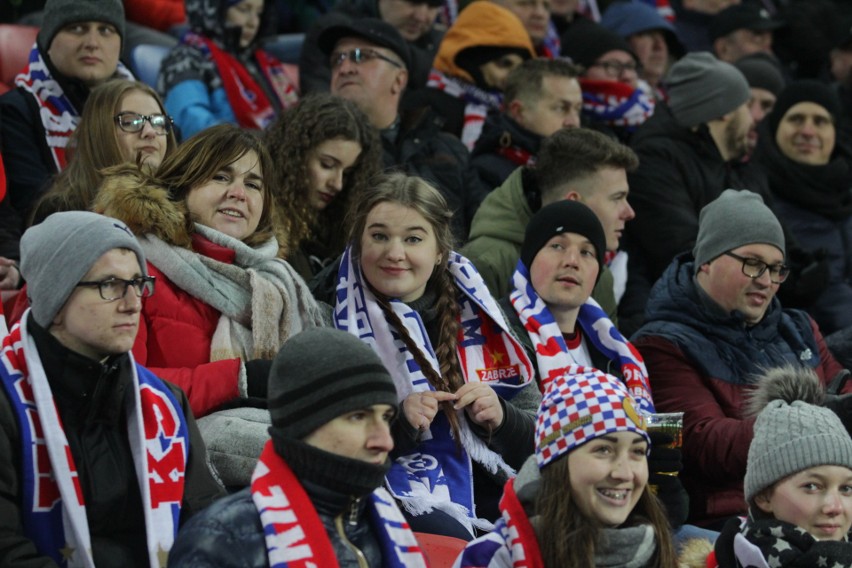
[535,369,649,469]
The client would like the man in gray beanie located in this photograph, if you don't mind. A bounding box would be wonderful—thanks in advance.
[0,211,224,566]
[617,51,767,333]
[632,190,849,528]
[169,327,431,568]
[734,52,786,155]
[0,0,130,276]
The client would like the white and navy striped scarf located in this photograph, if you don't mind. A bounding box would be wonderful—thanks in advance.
[509,260,654,411]
[334,247,534,534]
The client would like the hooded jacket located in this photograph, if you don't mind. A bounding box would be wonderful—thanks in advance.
[461,167,618,321]
[408,1,534,142]
[632,254,845,526]
[158,0,297,138]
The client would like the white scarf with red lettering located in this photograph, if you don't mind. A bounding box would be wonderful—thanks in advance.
[0,312,188,567]
[251,441,428,568]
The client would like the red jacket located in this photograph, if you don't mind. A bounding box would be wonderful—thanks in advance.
[635,318,844,527]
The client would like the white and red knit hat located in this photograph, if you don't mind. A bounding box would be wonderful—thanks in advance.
[535,369,649,469]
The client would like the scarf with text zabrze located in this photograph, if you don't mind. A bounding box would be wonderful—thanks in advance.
[182,32,298,130]
[15,43,134,171]
[334,247,534,534]
[509,260,654,411]
[427,69,503,150]
[0,313,188,567]
[251,441,428,568]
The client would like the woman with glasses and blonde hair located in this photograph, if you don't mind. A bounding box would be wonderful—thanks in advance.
[31,79,177,224]
[93,124,325,487]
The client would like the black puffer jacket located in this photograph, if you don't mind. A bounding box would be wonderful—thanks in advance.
[0,317,224,567]
[383,107,489,242]
[470,112,542,191]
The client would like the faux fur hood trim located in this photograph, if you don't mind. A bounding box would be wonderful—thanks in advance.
[677,538,714,568]
[93,166,193,249]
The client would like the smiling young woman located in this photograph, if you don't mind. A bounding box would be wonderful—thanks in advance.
[91,124,326,487]
[456,369,679,568]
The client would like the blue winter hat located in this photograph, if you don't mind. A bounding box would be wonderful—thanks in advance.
[600,2,684,57]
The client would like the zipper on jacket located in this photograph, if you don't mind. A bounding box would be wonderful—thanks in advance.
[335,497,368,568]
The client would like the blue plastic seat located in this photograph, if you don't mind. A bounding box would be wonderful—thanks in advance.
[129,44,172,88]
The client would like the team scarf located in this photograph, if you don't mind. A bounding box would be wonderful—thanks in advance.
[14,44,134,171]
[578,78,655,133]
[496,144,536,168]
[537,21,560,59]
[250,441,429,568]
[427,69,503,150]
[182,32,298,129]
[333,247,534,534]
[455,476,544,568]
[509,260,654,412]
[0,312,188,567]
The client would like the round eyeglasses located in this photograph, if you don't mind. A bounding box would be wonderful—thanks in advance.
[724,251,789,284]
[76,276,156,301]
[114,112,173,135]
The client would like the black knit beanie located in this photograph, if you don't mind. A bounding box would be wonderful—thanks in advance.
[456,46,532,90]
[520,200,606,281]
[733,53,785,96]
[560,21,636,69]
[267,327,398,441]
[37,0,125,54]
[768,79,841,137]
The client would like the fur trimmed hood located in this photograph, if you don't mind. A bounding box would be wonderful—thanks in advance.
[93,165,193,249]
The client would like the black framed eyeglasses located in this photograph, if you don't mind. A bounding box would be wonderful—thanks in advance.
[114,112,173,135]
[724,252,789,284]
[590,60,641,77]
[330,47,403,69]
[76,276,156,301]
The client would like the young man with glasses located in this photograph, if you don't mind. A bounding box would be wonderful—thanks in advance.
[632,189,850,530]
[0,211,223,567]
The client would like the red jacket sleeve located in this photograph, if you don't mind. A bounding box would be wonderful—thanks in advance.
[133,311,241,418]
[123,0,185,31]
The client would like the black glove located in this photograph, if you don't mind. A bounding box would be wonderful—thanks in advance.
[245,358,272,399]
[776,246,829,309]
[647,431,689,529]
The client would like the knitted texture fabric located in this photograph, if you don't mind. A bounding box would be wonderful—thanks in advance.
[665,52,750,128]
[37,0,125,53]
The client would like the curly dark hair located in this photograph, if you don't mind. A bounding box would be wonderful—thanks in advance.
[265,93,381,257]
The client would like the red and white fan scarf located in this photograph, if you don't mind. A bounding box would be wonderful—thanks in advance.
[191,33,298,130]
[15,44,134,171]
[250,441,429,567]
[427,69,502,150]
[0,311,188,567]
[509,260,654,411]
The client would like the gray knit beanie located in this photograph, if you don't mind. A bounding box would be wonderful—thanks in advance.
[693,189,785,271]
[19,211,147,328]
[267,328,399,441]
[745,399,852,503]
[665,52,751,128]
[37,0,125,54]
